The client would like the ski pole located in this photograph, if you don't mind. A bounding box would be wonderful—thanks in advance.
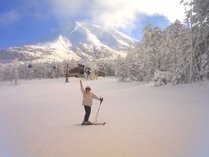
[94,98,103,123]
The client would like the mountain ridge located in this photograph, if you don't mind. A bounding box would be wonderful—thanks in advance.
[0,21,138,64]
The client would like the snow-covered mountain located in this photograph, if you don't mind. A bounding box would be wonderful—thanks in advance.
[0,22,138,64]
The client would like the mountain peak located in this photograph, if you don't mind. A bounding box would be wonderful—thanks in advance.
[74,21,82,27]
[0,22,138,64]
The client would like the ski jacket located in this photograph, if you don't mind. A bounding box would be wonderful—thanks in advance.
[80,82,100,107]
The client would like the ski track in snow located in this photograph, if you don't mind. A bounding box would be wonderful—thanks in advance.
[0,77,209,157]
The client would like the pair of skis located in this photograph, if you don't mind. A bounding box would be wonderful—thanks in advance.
[82,122,106,126]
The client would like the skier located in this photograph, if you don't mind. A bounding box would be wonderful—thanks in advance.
[80,80,103,125]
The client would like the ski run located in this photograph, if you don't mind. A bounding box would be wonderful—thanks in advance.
[0,77,209,157]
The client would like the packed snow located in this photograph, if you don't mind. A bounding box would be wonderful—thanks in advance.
[0,77,209,157]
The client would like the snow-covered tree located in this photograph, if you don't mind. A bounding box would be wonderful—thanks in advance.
[0,64,4,81]
[115,57,129,81]
[12,59,20,85]
[162,20,192,84]
[115,16,208,85]
[181,0,209,81]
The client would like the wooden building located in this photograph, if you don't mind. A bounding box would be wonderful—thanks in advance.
[68,64,105,79]
[68,64,85,78]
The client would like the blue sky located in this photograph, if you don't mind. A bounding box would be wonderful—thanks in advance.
[0,0,184,48]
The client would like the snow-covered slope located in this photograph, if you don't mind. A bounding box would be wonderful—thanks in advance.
[79,23,138,50]
[0,22,138,64]
[0,77,209,157]
[0,36,79,64]
[66,22,127,60]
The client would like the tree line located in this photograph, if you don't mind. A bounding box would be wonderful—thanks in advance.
[115,0,209,85]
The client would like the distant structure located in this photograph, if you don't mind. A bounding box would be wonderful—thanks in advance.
[68,64,105,80]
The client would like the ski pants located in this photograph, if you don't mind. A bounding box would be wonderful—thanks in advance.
[84,105,91,121]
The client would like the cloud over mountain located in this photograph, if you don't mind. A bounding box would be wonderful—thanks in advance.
[43,0,185,28]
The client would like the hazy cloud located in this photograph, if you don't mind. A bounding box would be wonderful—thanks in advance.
[0,10,21,26]
[1,0,185,29]
[43,0,93,19]
[42,0,185,28]
[91,0,185,28]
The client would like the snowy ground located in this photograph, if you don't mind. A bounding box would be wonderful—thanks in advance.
[0,77,209,157]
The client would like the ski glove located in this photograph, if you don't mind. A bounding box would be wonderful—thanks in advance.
[100,97,103,104]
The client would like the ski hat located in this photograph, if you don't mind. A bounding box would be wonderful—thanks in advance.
[85,86,91,91]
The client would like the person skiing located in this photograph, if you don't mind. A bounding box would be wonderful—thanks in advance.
[80,80,103,125]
